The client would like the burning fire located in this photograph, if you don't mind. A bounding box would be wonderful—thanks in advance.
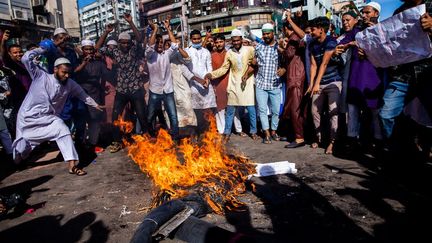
[115,116,254,214]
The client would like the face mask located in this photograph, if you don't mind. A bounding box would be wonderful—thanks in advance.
[192,43,202,49]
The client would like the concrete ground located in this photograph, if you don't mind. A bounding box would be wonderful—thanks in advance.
[0,135,431,243]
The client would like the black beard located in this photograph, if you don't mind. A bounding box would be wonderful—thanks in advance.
[54,74,68,85]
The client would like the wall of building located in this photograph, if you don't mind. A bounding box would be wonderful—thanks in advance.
[0,0,80,46]
[79,0,139,41]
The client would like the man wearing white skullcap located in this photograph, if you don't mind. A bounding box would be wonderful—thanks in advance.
[95,13,146,153]
[107,40,117,49]
[13,47,104,175]
[205,28,258,141]
[253,23,286,144]
[361,1,381,26]
[73,37,112,151]
[39,26,77,74]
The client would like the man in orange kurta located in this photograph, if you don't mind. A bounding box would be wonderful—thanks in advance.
[211,34,243,134]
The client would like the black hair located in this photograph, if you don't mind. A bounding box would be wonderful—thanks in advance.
[190,29,201,38]
[7,44,21,52]
[342,11,358,19]
[309,17,330,32]
[26,43,38,50]
[155,34,163,44]
[214,34,225,41]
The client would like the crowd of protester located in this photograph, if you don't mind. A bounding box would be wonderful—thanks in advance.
[0,0,431,178]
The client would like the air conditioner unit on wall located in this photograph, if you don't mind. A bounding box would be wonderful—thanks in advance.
[13,8,29,20]
[35,14,48,24]
[221,8,227,12]
[195,10,201,15]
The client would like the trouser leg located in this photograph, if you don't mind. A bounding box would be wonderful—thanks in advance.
[56,135,79,162]
[246,106,257,134]
[163,92,179,139]
[223,106,236,135]
[0,129,13,155]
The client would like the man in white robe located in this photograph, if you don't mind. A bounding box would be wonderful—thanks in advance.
[12,47,103,175]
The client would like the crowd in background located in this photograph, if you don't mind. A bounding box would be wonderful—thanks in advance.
[0,0,431,175]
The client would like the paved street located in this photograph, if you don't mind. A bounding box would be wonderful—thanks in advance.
[0,136,431,242]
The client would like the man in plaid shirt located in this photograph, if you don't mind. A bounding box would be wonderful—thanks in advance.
[254,23,286,144]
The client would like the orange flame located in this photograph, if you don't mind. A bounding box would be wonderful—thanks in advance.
[113,117,134,134]
[119,115,254,214]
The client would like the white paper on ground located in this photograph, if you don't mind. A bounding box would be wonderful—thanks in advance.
[355,4,432,68]
[251,161,297,177]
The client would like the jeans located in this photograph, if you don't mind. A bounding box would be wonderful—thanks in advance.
[224,106,257,135]
[215,109,242,134]
[147,91,178,139]
[348,104,383,140]
[379,81,408,139]
[112,89,148,141]
[256,87,281,131]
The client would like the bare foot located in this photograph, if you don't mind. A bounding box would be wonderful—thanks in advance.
[325,142,334,154]
[311,142,319,149]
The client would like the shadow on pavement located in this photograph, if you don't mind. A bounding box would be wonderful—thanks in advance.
[0,212,110,243]
[329,153,432,242]
[0,175,53,220]
[217,164,371,243]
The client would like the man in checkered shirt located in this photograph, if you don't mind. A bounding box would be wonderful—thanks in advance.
[254,23,286,144]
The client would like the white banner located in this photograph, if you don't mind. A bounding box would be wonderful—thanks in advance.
[355,4,432,68]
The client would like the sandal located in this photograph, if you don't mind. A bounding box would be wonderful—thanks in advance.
[237,132,247,137]
[271,133,280,141]
[69,166,87,176]
[262,136,272,144]
[108,142,122,153]
[251,133,259,140]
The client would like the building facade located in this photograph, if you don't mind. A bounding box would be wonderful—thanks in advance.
[79,0,140,41]
[141,0,305,38]
[139,0,357,39]
[0,0,80,46]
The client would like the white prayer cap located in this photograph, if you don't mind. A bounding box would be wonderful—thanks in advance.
[366,2,381,13]
[54,27,68,36]
[261,23,274,32]
[118,32,131,40]
[54,57,71,67]
[107,40,118,46]
[231,29,243,37]
[81,39,95,47]
[243,38,252,43]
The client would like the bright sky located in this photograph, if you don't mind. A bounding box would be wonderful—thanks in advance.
[78,0,96,8]
[373,0,403,20]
